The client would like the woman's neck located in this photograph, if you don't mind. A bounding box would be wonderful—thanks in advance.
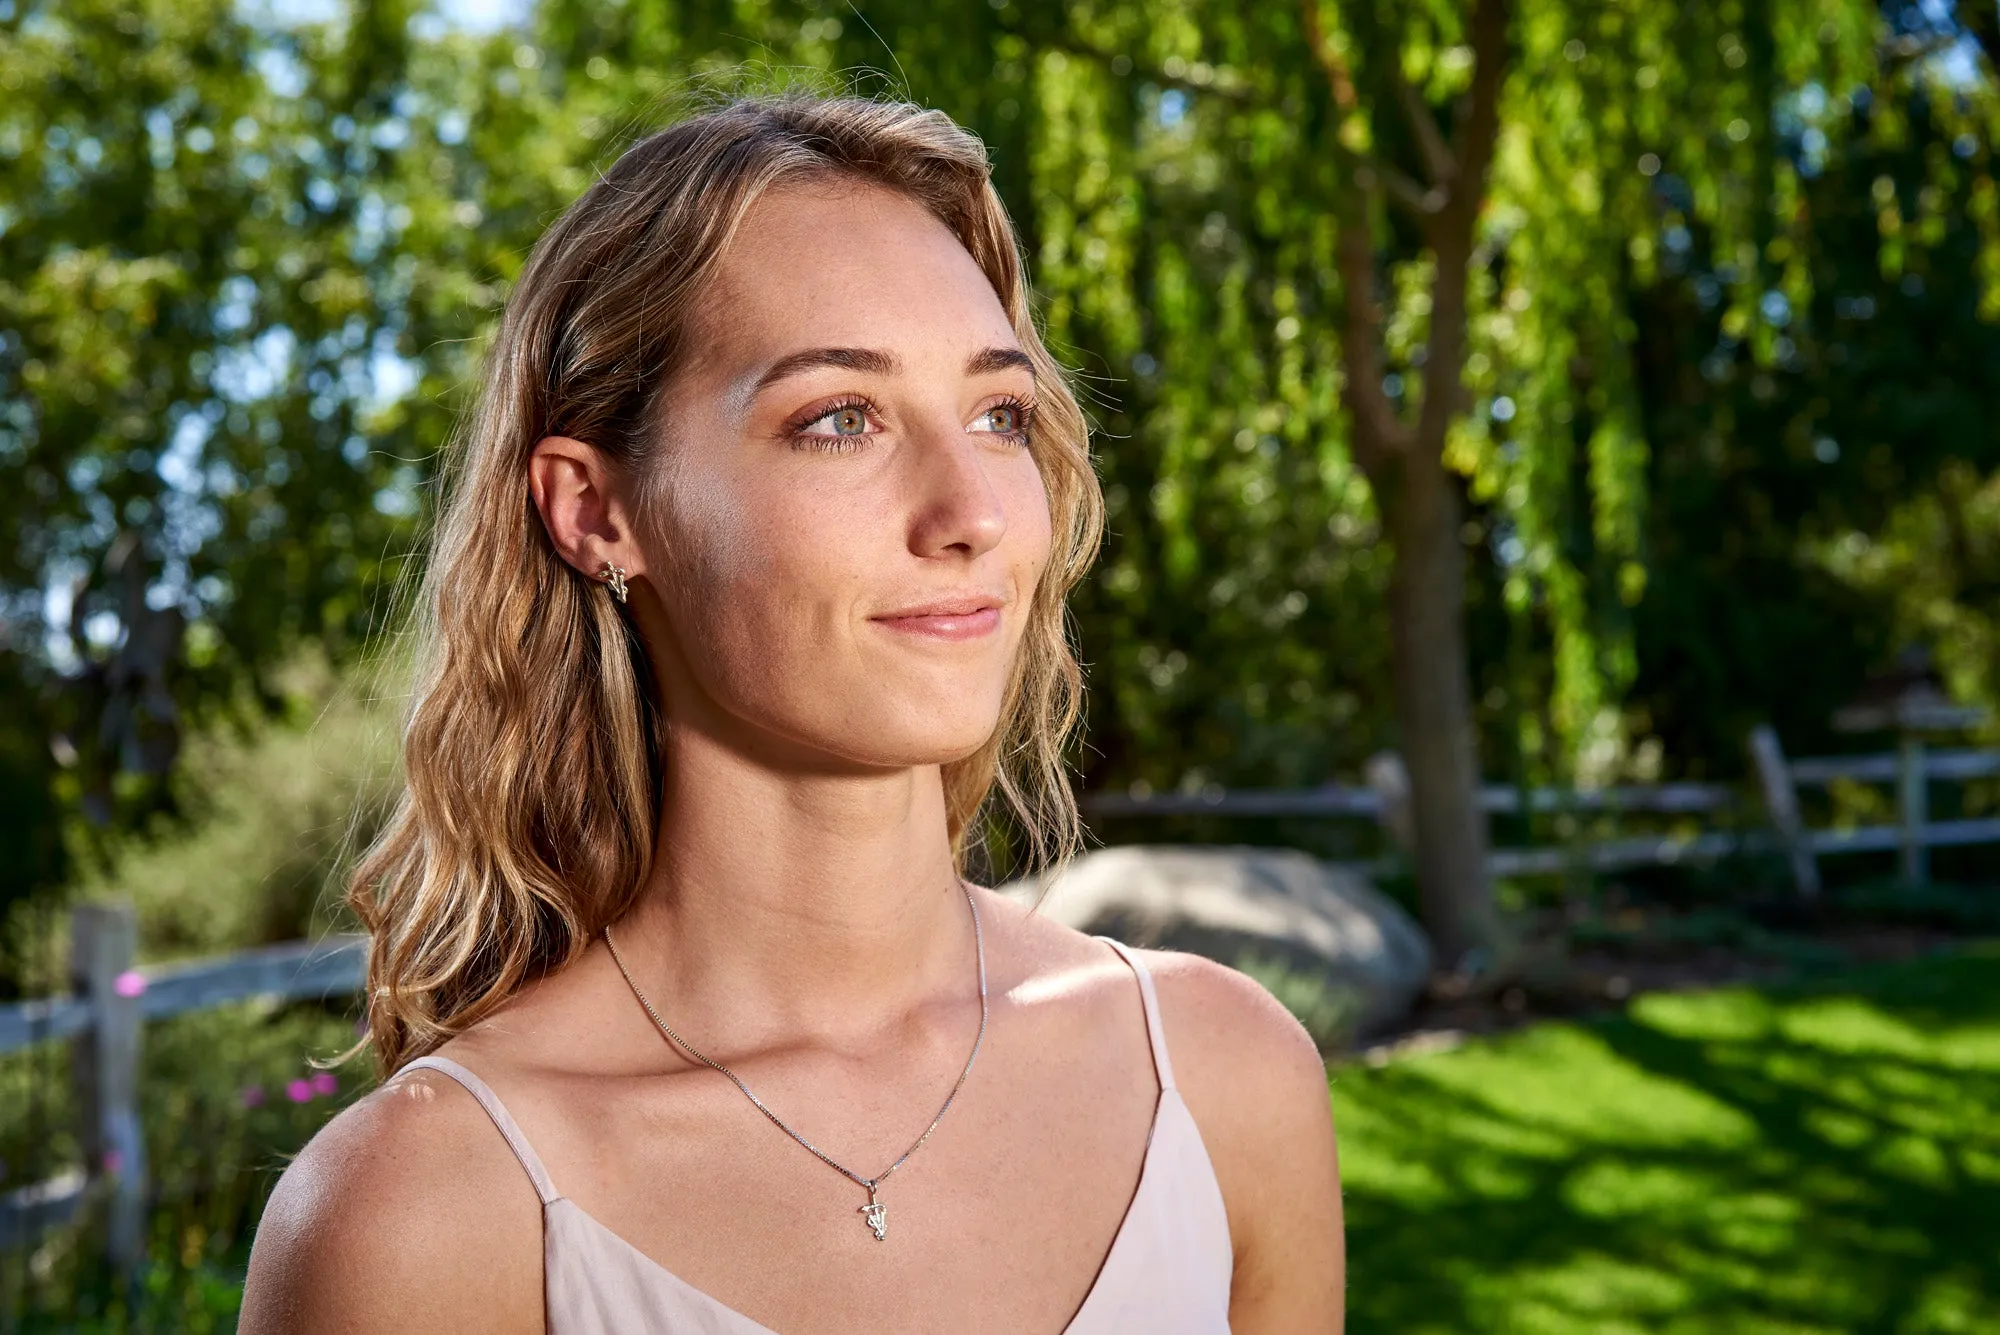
[613,720,975,1045]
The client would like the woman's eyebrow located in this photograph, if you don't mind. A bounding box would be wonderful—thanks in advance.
[967,347,1035,377]
[750,345,1035,398]
[753,346,900,395]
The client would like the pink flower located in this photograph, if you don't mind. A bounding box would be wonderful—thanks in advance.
[286,1079,314,1104]
[113,970,146,999]
[103,1150,124,1175]
[310,1071,339,1097]
[240,1085,265,1108]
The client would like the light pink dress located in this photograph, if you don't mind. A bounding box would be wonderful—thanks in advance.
[402,938,1233,1332]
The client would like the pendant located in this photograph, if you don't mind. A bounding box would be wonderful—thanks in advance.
[858,1184,888,1242]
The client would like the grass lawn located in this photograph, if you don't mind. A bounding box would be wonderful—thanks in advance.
[1332,942,2000,1334]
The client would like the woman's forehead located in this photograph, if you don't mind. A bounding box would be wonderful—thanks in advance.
[699,180,1018,364]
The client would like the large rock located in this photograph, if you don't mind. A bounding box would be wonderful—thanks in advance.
[1004,845,1432,1041]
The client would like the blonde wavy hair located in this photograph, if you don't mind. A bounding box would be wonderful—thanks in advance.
[350,95,1103,1074]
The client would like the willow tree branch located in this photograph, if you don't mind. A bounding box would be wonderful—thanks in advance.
[1043,37,1257,106]
[1414,0,1511,451]
[1379,161,1446,217]
[1448,0,1510,222]
[1393,67,1456,187]
[1335,206,1414,473]
[1296,0,1438,223]
[1298,0,1357,116]
[1303,0,1414,471]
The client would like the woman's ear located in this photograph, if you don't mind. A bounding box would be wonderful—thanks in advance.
[529,437,647,585]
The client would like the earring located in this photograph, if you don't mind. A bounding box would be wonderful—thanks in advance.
[599,562,629,605]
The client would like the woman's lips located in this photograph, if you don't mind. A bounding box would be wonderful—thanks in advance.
[870,601,1003,641]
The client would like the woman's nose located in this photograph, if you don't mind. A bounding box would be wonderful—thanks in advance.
[904,424,1009,560]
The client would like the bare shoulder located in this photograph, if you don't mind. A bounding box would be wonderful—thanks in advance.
[1123,948,1348,1330]
[974,886,1329,1095]
[1137,948,1328,1096]
[978,886,1332,1146]
[239,1062,544,1334]
[979,884,1345,1322]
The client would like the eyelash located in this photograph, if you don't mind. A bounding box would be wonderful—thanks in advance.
[784,394,1038,452]
[786,395,877,453]
[976,395,1037,448]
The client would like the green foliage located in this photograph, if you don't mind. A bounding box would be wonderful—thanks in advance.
[9,0,2000,934]
[72,658,398,962]
[0,997,366,1326]
[0,0,427,910]
[510,0,2000,803]
[1629,63,2000,771]
[1334,943,2000,1332]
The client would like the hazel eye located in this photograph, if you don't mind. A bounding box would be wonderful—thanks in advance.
[803,405,871,437]
[971,404,1023,434]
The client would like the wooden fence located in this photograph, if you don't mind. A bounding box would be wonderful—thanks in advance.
[2,727,1994,1270]
[1084,726,2000,892]
[0,907,363,1270]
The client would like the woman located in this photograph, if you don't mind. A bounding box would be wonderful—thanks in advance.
[242,94,1344,1333]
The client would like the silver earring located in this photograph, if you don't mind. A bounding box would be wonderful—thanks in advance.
[599,562,629,604]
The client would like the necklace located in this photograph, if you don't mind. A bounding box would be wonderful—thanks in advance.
[602,882,988,1244]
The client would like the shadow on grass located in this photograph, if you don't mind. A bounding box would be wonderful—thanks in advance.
[1334,943,2000,1334]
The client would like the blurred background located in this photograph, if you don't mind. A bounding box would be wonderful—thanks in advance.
[3,0,1999,1327]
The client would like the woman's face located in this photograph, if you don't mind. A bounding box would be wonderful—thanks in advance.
[636,180,1054,771]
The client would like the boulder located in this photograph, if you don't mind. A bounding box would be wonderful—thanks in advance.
[1004,845,1432,1041]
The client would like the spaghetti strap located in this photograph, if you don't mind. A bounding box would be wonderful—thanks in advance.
[1096,938,1177,1092]
[400,1055,561,1206]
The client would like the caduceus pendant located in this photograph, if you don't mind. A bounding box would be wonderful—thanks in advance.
[858,1184,888,1242]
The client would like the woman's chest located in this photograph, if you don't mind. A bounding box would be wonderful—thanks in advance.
[532,1034,1164,1333]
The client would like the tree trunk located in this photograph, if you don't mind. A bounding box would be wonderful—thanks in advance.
[1308,0,1511,969]
[1380,450,1498,967]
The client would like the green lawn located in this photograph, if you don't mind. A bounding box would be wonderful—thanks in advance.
[1332,943,2000,1334]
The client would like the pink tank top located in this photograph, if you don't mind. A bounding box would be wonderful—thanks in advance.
[402,938,1233,1332]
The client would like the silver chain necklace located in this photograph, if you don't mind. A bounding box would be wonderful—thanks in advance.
[602,882,988,1243]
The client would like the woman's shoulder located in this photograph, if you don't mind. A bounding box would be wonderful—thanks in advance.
[978,883,1327,1100]
[1094,943,1335,1166]
[984,885,1344,1314]
[239,1057,544,1334]
[1128,946,1346,1321]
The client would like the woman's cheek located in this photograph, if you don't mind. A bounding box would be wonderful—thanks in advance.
[1009,463,1056,577]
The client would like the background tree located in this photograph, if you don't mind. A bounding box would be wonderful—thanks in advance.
[6,0,2000,971]
[0,0,427,933]
[995,0,1985,957]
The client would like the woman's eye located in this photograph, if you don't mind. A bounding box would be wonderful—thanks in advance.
[802,405,871,437]
[972,404,1023,434]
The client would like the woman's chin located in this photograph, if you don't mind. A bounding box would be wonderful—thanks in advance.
[801,714,1002,772]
